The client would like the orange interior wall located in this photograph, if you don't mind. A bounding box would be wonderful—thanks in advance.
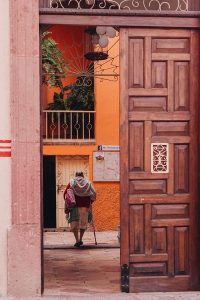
[95,37,119,145]
[92,183,120,231]
[43,26,120,231]
[43,25,88,109]
[93,37,120,230]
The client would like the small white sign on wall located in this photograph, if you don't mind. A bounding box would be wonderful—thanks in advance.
[93,151,120,181]
[97,145,120,151]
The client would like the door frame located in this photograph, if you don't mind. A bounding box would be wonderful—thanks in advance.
[9,1,200,295]
[39,13,200,292]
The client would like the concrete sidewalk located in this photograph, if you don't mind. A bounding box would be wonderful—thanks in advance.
[2,292,200,300]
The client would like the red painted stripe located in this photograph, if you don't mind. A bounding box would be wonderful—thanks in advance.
[0,140,11,143]
[0,152,11,157]
[0,151,11,153]
[0,146,11,149]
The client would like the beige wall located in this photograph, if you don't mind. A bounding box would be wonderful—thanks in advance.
[0,0,11,296]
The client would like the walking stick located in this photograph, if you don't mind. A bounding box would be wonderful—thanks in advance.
[91,207,97,245]
[92,222,97,245]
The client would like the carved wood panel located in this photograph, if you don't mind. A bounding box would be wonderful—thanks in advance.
[152,62,167,88]
[129,39,144,88]
[174,145,189,193]
[129,122,144,171]
[129,97,167,112]
[174,62,190,111]
[130,205,144,254]
[120,28,199,292]
[152,227,167,253]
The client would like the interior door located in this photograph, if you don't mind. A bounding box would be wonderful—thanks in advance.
[120,29,199,292]
[56,156,89,228]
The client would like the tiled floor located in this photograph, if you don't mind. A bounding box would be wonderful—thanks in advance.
[44,248,120,295]
[43,231,119,249]
[43,231,120,295]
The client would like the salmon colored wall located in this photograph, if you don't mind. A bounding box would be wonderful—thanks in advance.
[43,25,120,231]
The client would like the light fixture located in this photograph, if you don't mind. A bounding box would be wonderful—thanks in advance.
[84,26,116,61]
[106,27,116,38]
[99,35,109,48]
[96,26,106,35]
[84,27,108,61]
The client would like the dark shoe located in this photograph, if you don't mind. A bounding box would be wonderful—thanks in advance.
[76,241,83,247]
[79,241,83,246]
[74,242,80,248]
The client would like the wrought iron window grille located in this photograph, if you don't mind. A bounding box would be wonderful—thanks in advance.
[49,0,188,11]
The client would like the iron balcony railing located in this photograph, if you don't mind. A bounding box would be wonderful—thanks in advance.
[43,110,95,143]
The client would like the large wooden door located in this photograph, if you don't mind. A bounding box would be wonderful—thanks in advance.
[120,29,200,292]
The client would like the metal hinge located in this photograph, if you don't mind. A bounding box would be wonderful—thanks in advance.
[121,264,129,293]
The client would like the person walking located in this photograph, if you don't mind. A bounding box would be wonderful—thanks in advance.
[64,171,96,247]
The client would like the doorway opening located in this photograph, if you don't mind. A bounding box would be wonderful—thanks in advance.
[41,21,200,294]
[42,24,121,294]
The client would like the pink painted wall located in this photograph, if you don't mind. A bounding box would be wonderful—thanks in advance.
[8,0,41,296]
[0,0,11,296]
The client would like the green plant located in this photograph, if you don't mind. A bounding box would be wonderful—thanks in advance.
[46,93,66,110]
[42,32,94,111]
[42,31,68,89]
[46,76,94,111]
[65,76,94,111]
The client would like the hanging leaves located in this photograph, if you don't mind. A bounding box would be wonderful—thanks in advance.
[42,31,68,88]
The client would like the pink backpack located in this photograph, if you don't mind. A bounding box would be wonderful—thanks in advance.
[64,187,76,212]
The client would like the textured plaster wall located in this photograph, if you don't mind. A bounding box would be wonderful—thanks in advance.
[93,183,120,231]
[0,0,11,296]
